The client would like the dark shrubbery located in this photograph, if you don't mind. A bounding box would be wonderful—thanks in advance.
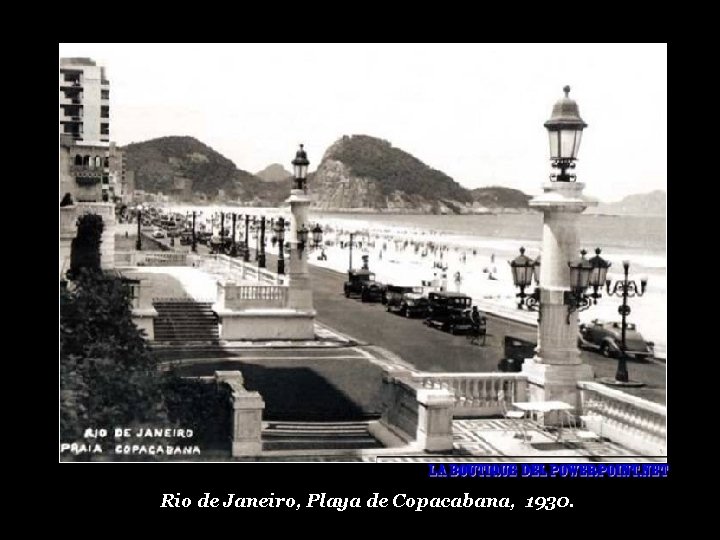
[68,213,103,279]
[161,374,232,448]
[60,270,166,441]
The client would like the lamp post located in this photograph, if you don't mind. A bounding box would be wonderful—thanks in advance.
[253,217,259,261]
[297,224,309,252]
[605,260,648,383]
[509,247,540,311]
[191,210,197,253]
[312,224,323,249]
[521,85,594,411]
[274,217,285,274]
[244,214,250,262]
[544,85,588,183]
[258,216,266,268]
[231,213,237,256]
[135,204,143,251]
[292,143,309,192]
[348,232,355,271]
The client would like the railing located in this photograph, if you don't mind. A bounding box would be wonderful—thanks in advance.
[411,373,528,417]
[114,251,188,267]
[221,283,289,309]
[199,254,284,285]
[577,381,667,455]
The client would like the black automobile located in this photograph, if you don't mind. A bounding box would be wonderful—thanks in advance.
[179,231,194,245]
[498,336,536,372]
[578,319,655,360]
[385,285,427,317]
[344,269,384,302]
[424,291,474,334]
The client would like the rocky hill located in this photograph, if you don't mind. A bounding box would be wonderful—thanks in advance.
[470,186,531,209]
[256,163,292,183]
[122,134,533,213]
[588,189,666,217]
[310,135,531,214]
[122,136,287,205]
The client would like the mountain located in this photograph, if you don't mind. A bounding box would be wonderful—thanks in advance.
[122,136,287,205]
[256,163,292,183]
[310,135,529,214]
[589,190,666,217]
[470,186,531,209]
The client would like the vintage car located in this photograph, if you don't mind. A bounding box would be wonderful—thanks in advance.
[424,291,474,334]
[385,285,427,317]
[179,231,194,245]
[578,319,654,360]
[498,336,536,372]
[151,228,166,239]
[344,269,385,302]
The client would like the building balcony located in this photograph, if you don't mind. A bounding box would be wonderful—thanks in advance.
[60,81,83,89]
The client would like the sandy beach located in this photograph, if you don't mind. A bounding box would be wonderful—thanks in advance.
[163,206,667,357]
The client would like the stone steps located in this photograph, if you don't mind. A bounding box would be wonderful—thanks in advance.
[262,421,383,451]
[153,300,220,342]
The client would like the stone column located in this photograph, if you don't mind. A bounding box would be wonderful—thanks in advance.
[60,205,78,279]
[522,182,595,417]
[287,189,315,318]
[415,387,455,452]
[216,371,265,457]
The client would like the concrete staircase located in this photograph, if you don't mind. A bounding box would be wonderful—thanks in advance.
[262,421,383,451]
[153,299,219,343]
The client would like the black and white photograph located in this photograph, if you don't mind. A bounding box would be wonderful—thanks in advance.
[59,43,667,464]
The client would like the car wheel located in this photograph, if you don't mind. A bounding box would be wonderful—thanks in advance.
[345,290,350,298]
[404,308,411,318]
[601,343,613,358]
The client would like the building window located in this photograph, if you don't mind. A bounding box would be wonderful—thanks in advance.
[95,156,102,168]
[74,155,82,166]
[83,155,90,167]
[104,157,109,168]
[101,89,109,99]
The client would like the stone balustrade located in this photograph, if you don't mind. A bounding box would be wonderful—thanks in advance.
[411,372,529,417]
[197,254,284,285]
[216,280,289,310]
[114,251,188,267]
[577,381,667,456]
[373,367,455,452]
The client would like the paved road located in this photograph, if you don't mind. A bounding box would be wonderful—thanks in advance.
[258,249,666,404]
[136,235,665,404]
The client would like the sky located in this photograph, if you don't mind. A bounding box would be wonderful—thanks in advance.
[59,43,666,202]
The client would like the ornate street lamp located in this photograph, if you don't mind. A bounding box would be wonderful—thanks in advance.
[544,85,588,182]
[565,249,594,323]
[588,248,611,302]
[292,144,309,191]
[191,210,197,253]
[297,224,309,251]
[258,216,267,268]
[274,217,286,274]
[311,224,323,249]
[509,247,540,311]
[244,214,251,262]
[605,260,648,383]
[135,204,143,251]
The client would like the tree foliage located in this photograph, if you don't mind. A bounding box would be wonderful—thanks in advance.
[68,213,103,279]
[60,270,166,440]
